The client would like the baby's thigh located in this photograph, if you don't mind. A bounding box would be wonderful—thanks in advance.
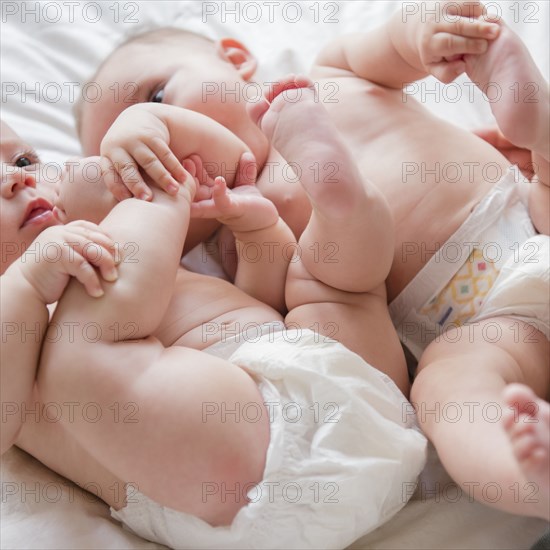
[285,285,409,396]
[16,405,126,511]
[39,336,271,526]
[110,344,272,525]
[414,317,549,402]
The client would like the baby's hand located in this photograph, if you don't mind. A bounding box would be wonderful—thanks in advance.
[17,222,119,304]
[418,1,500,83]
[190,155,278,233]
[474,127,535,179]
[100,105,187,201]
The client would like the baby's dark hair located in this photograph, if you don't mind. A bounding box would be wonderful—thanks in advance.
[73,27,214,139]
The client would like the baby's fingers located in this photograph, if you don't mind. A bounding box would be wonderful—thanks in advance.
[103,150,151,201]
[182,158,197,178]
[79,241,118,283]
[188,154,212,186]
[143,139,187,194]
[431,33,488,59]
[100,157,132,201]
[194,182,215,202]
[444,0,485,19]
[67,251,105,298]
[190,179,231,219]
[68,221,117,254]
[65,222,120,281]
[438,18,500,40]
[234,152,257,188]
[430,59,466,84]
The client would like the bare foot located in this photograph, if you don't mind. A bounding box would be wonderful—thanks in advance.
[502,383,550,520]
[465,18,549,159]
[248,75,393,294]
[248,74,368,220]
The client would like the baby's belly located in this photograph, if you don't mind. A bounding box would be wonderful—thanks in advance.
[316,75,511,300]
[153,268,283,350]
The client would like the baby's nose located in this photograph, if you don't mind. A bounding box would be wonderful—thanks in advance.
[0,167,36,198]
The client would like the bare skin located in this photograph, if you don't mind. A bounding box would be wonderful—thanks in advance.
[78,10,516,303]
[304,4,549,520]
[407,15,549,520]
[0,122,119,455]
[463,19,549,234]
[9,0,550,522]
[13,78,406,527]
[503,384,550,518]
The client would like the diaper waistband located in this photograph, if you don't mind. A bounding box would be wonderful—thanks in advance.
[389,166,534,329]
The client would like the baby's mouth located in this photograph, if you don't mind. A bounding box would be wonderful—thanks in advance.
[21,198,54,228]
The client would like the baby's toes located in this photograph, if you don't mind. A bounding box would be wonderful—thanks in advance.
[512,429,541,461]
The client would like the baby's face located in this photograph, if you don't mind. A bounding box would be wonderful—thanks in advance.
[80,37,269,168]
[0,121,59,272]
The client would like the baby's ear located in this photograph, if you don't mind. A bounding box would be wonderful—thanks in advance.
[216,38,257,80]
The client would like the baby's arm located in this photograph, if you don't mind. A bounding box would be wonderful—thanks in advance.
[475,128,549,234]
[191,164,294,313]
[100,103,250,201]
[0,222,117,454]
[314,0,499,86]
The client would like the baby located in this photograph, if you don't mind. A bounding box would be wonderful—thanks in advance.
[1,77,426,548]
[76,0,550,520]
[0,121,122,452]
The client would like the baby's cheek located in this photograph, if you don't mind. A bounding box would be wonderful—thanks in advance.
[39,175,60,205]
[58,180,83,222]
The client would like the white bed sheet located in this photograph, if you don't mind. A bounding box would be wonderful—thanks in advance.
[1,1,549,548]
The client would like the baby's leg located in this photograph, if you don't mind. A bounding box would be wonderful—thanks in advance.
[465,19,548,157]
[465,18,549,232]
[252,77,394,293]
[411,318,549,519]
[252,78,408,394]
[502,384,550,515]
[36,183,269,525]
[15,391,128,511]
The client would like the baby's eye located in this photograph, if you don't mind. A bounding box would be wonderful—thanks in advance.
[15,156,37,168]
[150,88,165,103]
[14,150,40,168]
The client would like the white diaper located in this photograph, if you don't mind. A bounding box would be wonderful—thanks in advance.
[390,166,550,361]
[110,326,427,549]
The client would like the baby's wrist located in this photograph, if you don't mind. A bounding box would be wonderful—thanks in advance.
[389,9,424,73]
